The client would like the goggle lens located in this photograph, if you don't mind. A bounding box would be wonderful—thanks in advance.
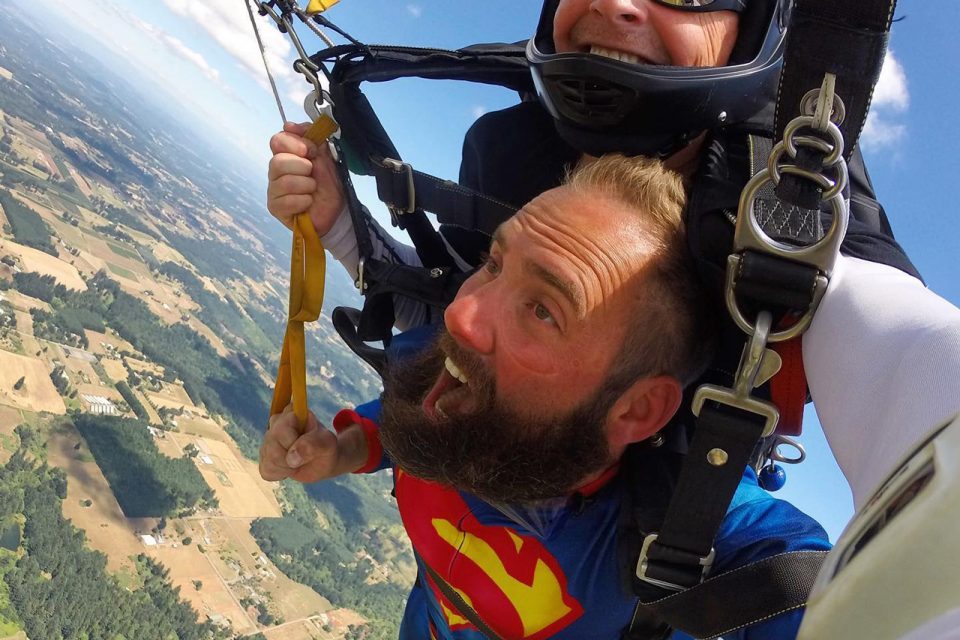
[652,0,747,12]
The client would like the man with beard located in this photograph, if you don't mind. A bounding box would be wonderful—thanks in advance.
[267,0,960,514]
[260,154,830,639]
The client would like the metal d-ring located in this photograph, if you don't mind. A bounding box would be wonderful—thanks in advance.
[735,168,849,274]
[769,435,807,465]
[781,116,845,167]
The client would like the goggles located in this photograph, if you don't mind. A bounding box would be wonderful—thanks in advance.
[652,0,747,11]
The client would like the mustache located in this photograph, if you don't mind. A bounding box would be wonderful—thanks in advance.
[437,331,495,397]
[384,329,495,406]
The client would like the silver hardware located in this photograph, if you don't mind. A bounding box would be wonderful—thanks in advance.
[636,533,715,591]
[754,348,783,388]
[249,0,334,122]
[381,158,416,214]
[692,311,781,437]
[430,268,443,278]
[718,111,728,123]
[707,448,729,467]
[800,79,846,130]
[355,257,367,292]
[769,435,806,465]
[725,159,848,342]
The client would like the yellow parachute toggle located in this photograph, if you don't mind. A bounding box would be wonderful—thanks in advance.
[270,115,338,429]
[305,0,340,15]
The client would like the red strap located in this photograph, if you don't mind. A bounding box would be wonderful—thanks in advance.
[332,409,384,474]
[771,338,806,436]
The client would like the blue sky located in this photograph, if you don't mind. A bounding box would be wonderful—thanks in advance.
[15,0,960,540]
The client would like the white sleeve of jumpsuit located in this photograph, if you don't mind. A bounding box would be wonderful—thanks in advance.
[803,254,960,509]
[320,204,428,331]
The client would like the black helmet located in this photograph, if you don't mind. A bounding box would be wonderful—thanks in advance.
[527,0,790,157]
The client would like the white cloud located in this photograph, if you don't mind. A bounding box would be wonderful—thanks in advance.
[406,4,423,18]
[862,50,909,150]
[162,0,310,108]
[470,105,487,120]
[91,6,224,92]
[872,50,909,111]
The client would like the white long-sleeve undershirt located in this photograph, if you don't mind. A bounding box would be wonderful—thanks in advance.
[804,255,960,508]
[320,205,445,331]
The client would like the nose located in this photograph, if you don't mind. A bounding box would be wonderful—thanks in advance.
[589,0,649,25]
[444,281,496,357]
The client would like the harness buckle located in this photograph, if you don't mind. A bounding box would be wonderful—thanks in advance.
[381,158,416,215]
[691,310,781,437]
[636,533,715,592]
[355,256,367,292]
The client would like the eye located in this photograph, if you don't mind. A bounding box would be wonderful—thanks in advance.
[481,252,501,276]
[533,303,556,325]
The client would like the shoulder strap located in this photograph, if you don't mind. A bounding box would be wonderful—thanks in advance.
[631,0,898,632]
[774,0,898,209]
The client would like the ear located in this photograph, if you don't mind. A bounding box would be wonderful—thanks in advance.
[605,376,682,454]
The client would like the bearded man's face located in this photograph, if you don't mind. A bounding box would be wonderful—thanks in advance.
[379,330,618,504]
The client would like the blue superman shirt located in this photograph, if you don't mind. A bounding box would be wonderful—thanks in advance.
[339,396,831,640]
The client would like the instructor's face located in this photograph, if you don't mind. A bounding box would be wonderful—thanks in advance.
[552,0,739,68]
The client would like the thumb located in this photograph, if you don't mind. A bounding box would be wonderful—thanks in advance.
[285,416,339,482]
[283,121,310,135]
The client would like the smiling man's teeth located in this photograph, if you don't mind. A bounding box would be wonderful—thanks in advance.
[444,357,468,384]
[589,46,639,65]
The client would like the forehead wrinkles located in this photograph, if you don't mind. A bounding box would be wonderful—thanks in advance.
[512,195,643,313]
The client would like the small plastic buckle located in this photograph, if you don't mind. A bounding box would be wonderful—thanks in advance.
[382,158,416,215]
[636,534,715,592]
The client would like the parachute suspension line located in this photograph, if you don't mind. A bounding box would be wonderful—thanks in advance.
[245,1,342,429]
[243,0,287,124]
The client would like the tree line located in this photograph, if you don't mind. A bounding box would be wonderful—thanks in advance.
[0,188,56,255]
[73,414,217,518]
[0,451,229,639]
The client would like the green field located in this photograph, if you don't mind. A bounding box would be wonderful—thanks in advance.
[107,241,140,261]
[107,262,137,279]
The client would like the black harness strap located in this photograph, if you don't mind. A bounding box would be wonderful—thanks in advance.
[374,160,518,236]
[774,0,897,209]
[420,556,502,640]
[630,551,828,640]
[630,2,898,632]
[638,405,769,592]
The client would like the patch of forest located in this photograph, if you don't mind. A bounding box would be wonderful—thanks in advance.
[156,260,279,360]
[251,479,408,640]
[6,269,271,454]
[0,451,229,639]
[0,187,55,255]
[73,414,216,517]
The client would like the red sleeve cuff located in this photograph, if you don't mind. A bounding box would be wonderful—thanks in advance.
[332,409,383,474]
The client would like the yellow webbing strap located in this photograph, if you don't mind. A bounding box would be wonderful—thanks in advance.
[269,115,338,428]
[305,0,340,15]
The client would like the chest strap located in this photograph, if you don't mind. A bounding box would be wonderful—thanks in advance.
[627,551,828,639]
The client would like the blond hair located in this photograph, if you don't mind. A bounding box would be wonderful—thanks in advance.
[564,154,715,387]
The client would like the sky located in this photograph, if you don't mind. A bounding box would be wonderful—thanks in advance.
[10,0,960,541]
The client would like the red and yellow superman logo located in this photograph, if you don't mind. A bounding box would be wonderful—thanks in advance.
[397,470,584,639]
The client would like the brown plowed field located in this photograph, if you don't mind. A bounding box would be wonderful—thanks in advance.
[0,350,65,414]
[0,237,87,291]
[47,425,142,574]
